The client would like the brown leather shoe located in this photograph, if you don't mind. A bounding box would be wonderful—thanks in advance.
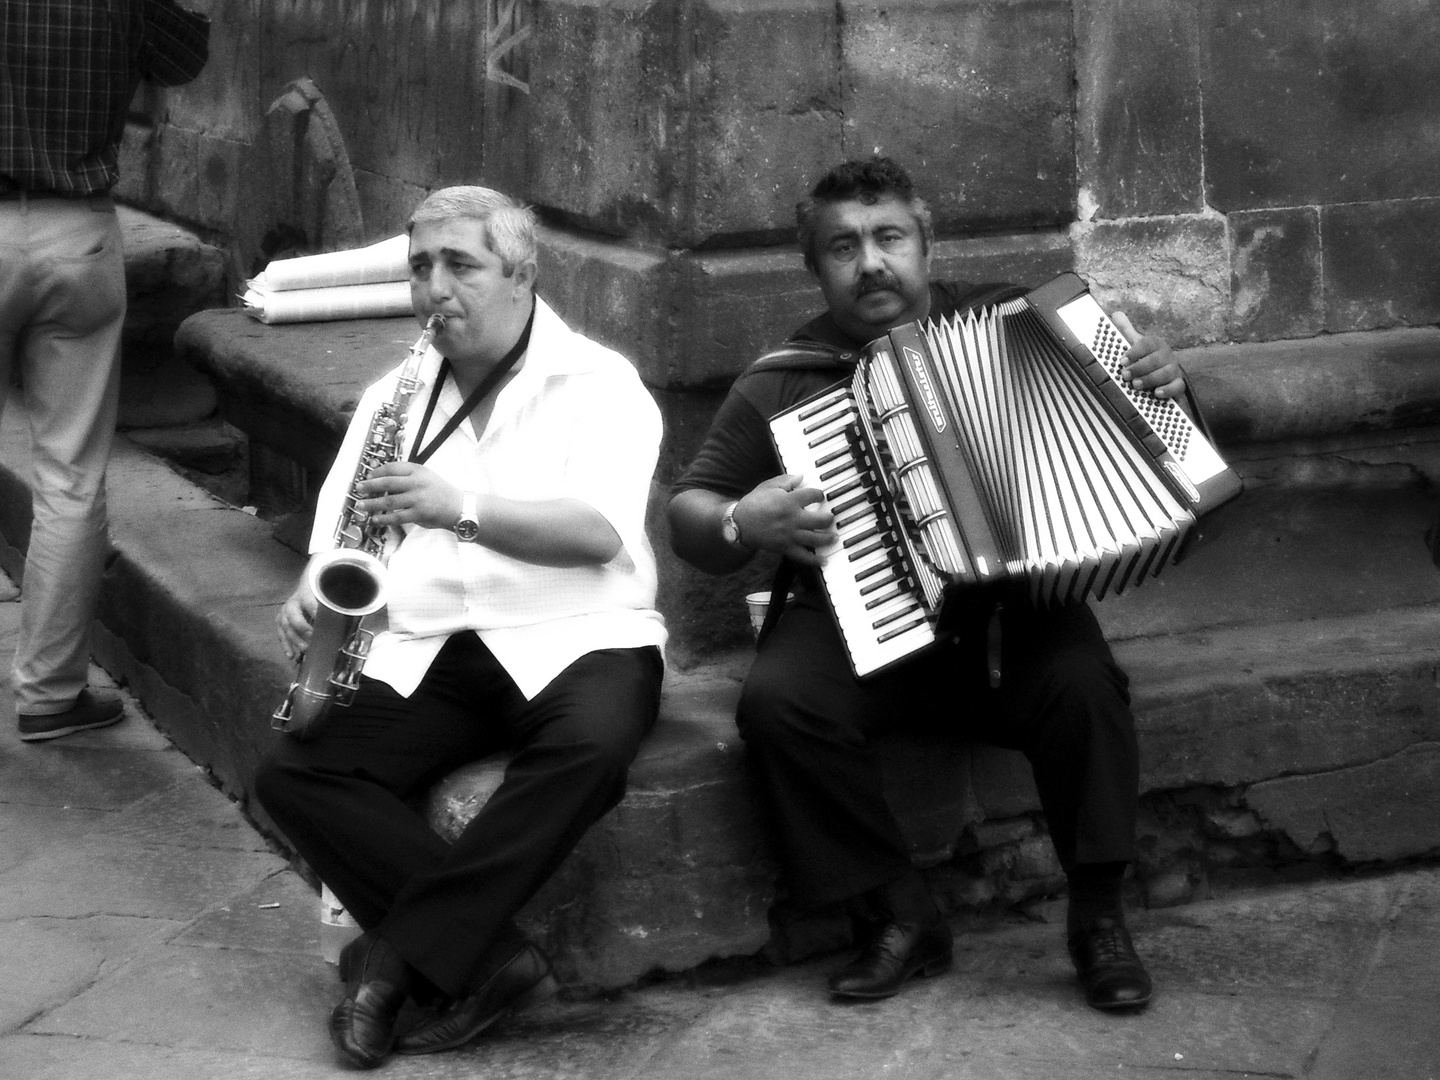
[827,918,953,999]
[1068,917,1153,1010]
[395,943,553,1055]
[17,688,123,742]
[329,933,411,1068]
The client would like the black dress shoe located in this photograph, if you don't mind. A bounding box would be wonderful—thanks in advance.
[329,933,412,1068]
[1068,917,1152,1010]
[827,918,953,1000]
[395,942,553,1056]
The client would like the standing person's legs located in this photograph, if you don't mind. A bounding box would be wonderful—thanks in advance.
[0,197,125,731]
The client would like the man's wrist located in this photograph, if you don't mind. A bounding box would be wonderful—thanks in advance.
[719,499,748,550]
[454,490,481,542]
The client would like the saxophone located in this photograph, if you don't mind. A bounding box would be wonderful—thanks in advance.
[272,314,446,741]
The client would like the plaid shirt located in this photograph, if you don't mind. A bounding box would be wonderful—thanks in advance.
[0,0,208,195]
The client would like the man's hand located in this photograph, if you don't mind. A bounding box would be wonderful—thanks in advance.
[1112,310,1188,404]
[355,462,462,531]
[732,475,839,567]
[276,575,318,662]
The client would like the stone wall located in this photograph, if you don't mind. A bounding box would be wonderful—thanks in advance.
[118,0,1440,654]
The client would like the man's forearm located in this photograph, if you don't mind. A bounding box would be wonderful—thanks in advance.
[472,496,622,567]
[667,488,753,575]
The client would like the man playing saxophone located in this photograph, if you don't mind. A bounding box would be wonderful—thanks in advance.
[255,186,667,1069]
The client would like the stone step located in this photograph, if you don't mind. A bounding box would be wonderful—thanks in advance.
[5,319,1440,987]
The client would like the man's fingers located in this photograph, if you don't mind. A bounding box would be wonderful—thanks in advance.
[1111,310,1141,347]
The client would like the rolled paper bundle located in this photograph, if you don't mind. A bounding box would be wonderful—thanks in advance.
[248,234,410,292]
[242,280,414,324]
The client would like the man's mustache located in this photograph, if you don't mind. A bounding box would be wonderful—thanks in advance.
[855,273,902,297]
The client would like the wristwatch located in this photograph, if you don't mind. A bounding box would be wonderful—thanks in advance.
[720,500,746,549]
[454,491,481,543]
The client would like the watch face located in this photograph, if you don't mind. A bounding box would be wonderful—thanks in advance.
[455,518,480,542]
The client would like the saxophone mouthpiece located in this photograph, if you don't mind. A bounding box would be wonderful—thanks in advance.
[426,314,447,334]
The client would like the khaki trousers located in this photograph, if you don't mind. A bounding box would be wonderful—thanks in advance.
[0,194,124,713]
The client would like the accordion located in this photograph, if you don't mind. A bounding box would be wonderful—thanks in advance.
[769,272,1242,679]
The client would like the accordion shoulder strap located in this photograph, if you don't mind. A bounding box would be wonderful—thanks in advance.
[748,340,859,373]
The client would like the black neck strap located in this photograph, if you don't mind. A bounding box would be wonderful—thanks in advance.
[408,302,536,465]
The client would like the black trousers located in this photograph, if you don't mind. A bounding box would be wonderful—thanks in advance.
[735,592,1137,911]
[255,633,663,998]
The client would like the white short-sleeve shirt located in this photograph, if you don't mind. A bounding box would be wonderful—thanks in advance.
[309,297,667,699]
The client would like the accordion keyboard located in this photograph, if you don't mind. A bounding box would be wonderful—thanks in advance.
[770,384,936,678]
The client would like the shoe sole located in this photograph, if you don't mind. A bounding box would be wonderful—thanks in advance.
[17,711,124,742]
[828,955,953,1000]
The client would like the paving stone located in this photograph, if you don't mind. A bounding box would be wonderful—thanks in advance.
[86,771,271,852]
[0,838,284,922]
[0,803,109,876]
[0,742,192,813]
[27,945,334,1059]
[0,915,186,1032]
[170,870,322,956]
[1306,990,1440,1080]
[0,1037,343,1080]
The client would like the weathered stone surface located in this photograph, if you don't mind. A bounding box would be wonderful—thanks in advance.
[1075,0,1203,220]
[118,354,219,430]
[1182,326,1440,445]
[117,207,228,363]
[1246,743,1440,863]
[841,0,1074,233]
[1202,0,1440,211]
[1071,213,1229,347]
[1323,197,1440,333]
[685,0,843,246]
[1227,207,1324,342]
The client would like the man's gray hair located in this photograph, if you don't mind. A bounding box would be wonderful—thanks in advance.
[408,186,537,277]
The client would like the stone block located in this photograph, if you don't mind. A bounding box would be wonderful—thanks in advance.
[172,0,261,145]
[685,0,844,245]
[842,0,1075,233]
[1071,213,1229,347]
[930,230,1074,294]
[195,134,247,236]
[1228,207,1324,342]
[529,0,1076,244]
[118,208,228,365]
[150,123,203,226]
[1181,326,1440,445]
[1075,0,1203,219]
[536,226,671,386]
[259,1,482,191]
[1203,0,1440,212]
[1323,198,1440,333]
[1245,743,1440,863]
[528,0,676,240]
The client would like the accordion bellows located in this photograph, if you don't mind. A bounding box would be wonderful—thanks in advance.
[770,273,1243,679]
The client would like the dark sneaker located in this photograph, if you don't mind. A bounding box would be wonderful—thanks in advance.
[18,688,124,742]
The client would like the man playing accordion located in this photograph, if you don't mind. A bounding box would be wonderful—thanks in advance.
[669,157,1196,1011]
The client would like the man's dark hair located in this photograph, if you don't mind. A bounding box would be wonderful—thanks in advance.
[795,157,934,272]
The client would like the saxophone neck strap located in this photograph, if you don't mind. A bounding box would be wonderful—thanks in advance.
[408,301,536,465]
